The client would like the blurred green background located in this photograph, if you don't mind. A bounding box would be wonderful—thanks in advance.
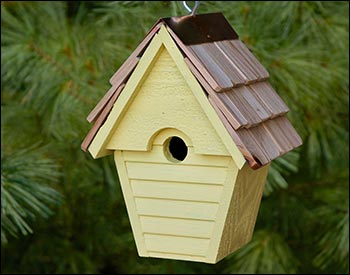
[1,1,349,274]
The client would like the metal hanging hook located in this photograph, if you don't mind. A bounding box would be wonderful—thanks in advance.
[183,1,200,16]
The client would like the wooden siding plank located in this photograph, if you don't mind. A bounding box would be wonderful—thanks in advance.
[148,251,206,262]
[126,162,228,185]
[140,216,214,238]
[135,198,219,220]
[131,180,223,202]
[144,234,210,256]
[122,145,231,167]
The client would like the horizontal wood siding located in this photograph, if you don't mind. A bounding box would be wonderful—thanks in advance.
[126,162,227,184]
[135,198,218,220]
[123,145,230,167]
[144,234,210,256]
[131,180,223,202]
[147,251,206,262]
[140,216,214,238]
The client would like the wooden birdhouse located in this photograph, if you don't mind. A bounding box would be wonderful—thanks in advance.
[81,13,302,264]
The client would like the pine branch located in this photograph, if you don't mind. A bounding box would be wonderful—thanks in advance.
[1,145,62,244]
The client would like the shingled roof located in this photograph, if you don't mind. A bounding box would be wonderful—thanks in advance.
[81,13,302,169]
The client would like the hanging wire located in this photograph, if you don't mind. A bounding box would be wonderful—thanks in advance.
[182,1,200,16]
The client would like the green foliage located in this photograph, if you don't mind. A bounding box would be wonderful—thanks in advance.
[265,151,299,195]
[1,1,348,274]
[312,174,349,273]
[224,230,299,274]
[1,144,62,243]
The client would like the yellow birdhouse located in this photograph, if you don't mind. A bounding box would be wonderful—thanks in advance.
[81,13,302,264]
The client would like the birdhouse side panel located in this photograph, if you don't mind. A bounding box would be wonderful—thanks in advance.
[216,163,270,262]
[105,46,229,157]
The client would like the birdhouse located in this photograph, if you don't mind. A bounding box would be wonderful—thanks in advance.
[81,13,302,264]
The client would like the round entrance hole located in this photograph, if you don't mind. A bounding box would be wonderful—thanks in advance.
[164,136,188,162]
